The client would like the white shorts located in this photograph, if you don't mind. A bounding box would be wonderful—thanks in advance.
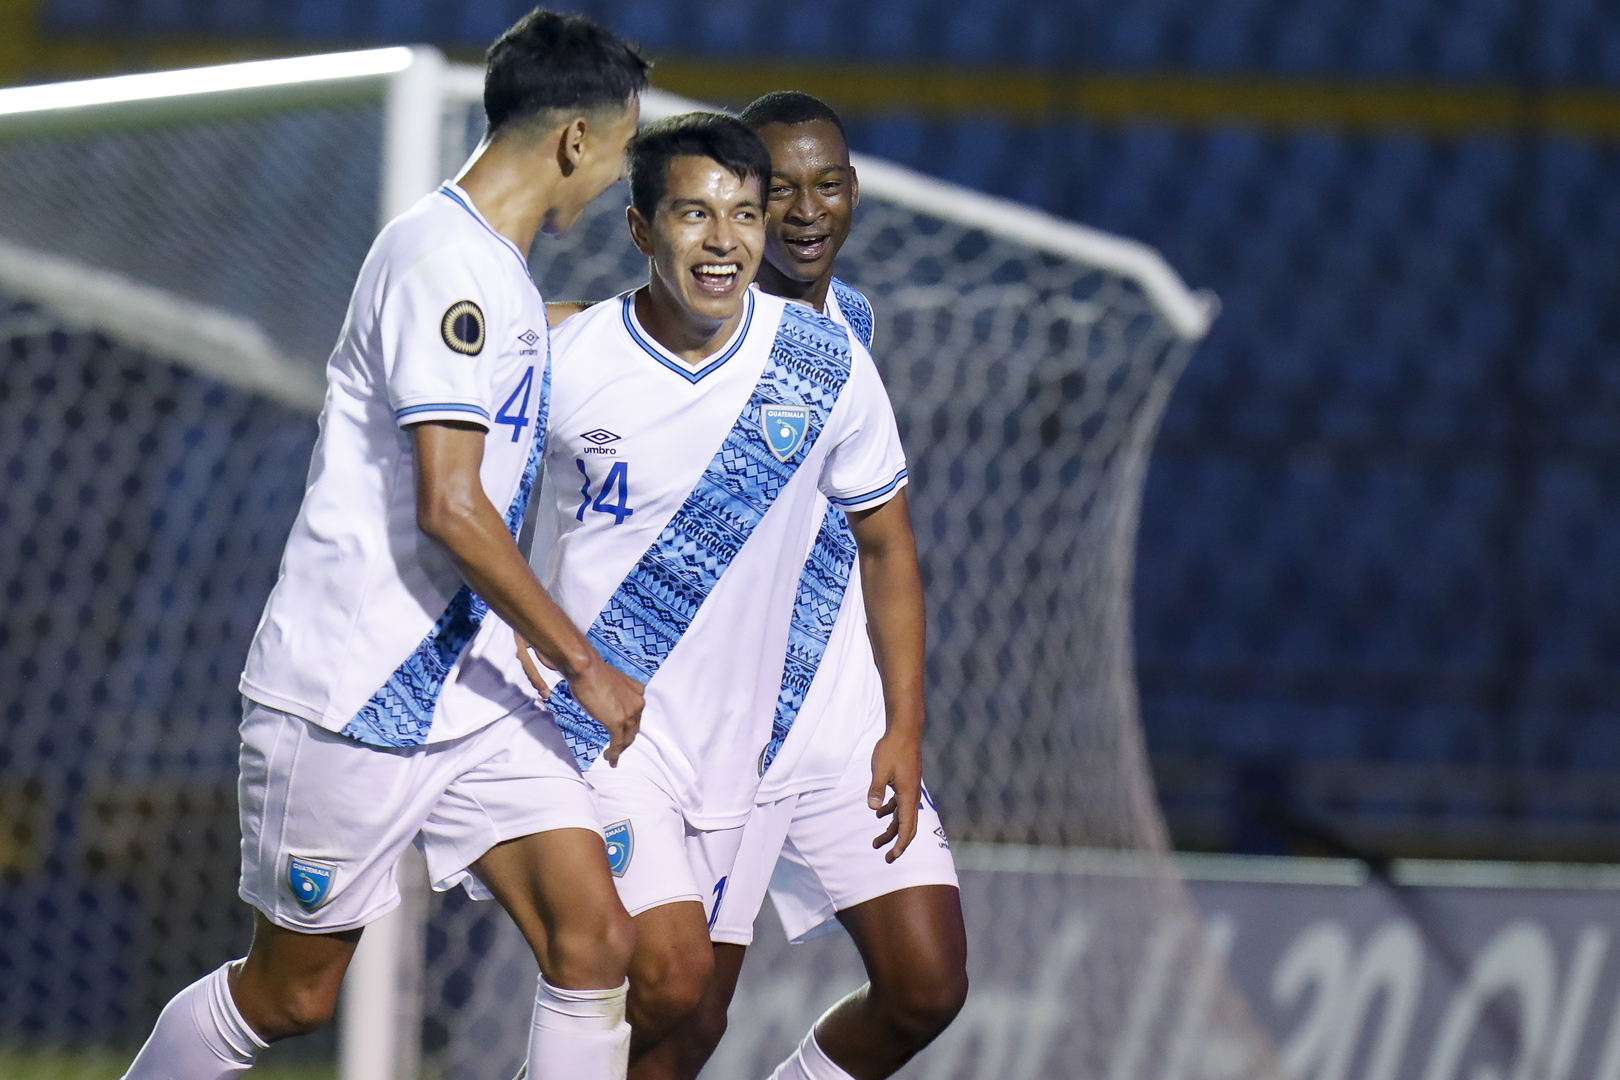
[709,734,960,947]
[588,764,745,923]
[238,699,601,934]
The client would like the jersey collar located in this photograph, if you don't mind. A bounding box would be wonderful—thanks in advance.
[436,182,533,278]
[621,287,756,384]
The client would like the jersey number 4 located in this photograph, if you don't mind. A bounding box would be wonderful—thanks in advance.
[575,459,634,525]
[495,367,534,442]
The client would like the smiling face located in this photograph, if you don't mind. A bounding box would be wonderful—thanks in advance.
[757,119,857,288]
[631,154,766,329]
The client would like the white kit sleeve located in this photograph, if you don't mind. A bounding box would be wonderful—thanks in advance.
[818,341,909,513]
[378,241,506,431]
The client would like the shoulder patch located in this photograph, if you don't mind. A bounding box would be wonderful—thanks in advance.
[441,300,485,356]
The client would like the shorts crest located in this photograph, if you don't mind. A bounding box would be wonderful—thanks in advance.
[441,300,485,356]
[761,405,810,462]
[604,820,633,878]
[288,856,336,910]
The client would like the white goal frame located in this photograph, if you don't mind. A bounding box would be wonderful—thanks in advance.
[0,47,1215,1080]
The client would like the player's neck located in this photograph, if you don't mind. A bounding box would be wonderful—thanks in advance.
[454,141,561,255]
[634,281,748,368]
[756,260,832,313]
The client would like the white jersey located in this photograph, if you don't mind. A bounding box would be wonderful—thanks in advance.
[755,279,891,802]
[241,182,549,747]
[513,285,906,829]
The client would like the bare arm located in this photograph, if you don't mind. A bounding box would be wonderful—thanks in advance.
[545,301,594,328]
[847,489,927,861]
[411,420,642,764]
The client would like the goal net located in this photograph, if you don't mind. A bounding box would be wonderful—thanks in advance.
[0,50,1275,1080]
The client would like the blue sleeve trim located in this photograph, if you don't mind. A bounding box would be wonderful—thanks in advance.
[827,468,908,508]
[395,402,491,423]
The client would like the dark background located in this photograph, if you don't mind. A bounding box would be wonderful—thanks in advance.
[7,0,1620,866]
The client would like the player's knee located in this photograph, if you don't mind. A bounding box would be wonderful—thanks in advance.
[547,906,636,987]
[256,980,340,1041]
[688,986,730,1058]
[628,943,714,1033]
[880,963,968,1047]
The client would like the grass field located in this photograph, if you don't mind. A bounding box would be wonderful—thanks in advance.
[0,1049,336,1080]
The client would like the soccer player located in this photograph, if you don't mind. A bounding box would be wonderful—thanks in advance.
[503,110,923,1072]
[634,92,969,1080]
[119,11,648,1080]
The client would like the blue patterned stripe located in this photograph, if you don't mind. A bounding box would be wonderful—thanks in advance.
[547,303,854,769]
[757,282,879,775]
[759,502,857,775]
[395,401,492,423]
[830,278,874,350]
[341,341,553,747]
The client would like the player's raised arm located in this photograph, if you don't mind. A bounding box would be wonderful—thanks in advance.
[846,490,928,861]
[410,419,643,763]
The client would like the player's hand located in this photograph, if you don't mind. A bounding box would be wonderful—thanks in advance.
[514,631,555,700]
[868,731,923,862]
[570,656,644,768]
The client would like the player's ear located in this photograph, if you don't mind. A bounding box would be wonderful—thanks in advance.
[626,205,655,257]
[849,165,859,211]
[556,116,588,176]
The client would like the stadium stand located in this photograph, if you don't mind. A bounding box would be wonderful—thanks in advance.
[20,0,1620,867]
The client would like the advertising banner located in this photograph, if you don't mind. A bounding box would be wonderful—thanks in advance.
[437,846,1620,1080]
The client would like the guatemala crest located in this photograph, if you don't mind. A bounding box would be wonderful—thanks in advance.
[761,405,811,462]
[288,856,336,911]
[604,820,633,878]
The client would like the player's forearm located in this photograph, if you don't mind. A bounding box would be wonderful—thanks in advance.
[418,494,598,682]
[861,557,927,739]
[850,497,927,739]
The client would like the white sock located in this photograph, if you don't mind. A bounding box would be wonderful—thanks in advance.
[768,1026,856,1080]
[121,960,268,1080]
[526,976,631,1079]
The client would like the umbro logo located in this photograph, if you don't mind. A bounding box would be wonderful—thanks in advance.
[581,428,621,455]
[518,329,540,346]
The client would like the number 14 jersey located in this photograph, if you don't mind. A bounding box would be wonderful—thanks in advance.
[520,286,907,829]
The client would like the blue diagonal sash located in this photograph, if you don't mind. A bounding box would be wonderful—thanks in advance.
[548,303,853,769]
[830,278,874,350]
[340,350,553,748]
[759,281,874,775]
[758,502,857,775]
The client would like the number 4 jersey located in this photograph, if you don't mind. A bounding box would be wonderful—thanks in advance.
[241,182,549,747]
[511,286,907,829]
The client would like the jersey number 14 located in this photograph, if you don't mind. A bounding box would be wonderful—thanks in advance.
[576,459,634,525]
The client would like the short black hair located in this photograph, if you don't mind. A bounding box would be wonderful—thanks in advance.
[484,8,649,135]
[628,112,772,220]
[738,91,846,138]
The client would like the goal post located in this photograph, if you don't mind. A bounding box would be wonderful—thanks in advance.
[0,48,1267,1080]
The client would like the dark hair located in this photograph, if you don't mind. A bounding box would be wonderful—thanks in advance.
[484,8,649,135]
[738,90,846,137]
[627,112,772,220]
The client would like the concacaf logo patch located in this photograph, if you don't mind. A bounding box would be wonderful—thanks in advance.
[604,820,633,878]
[441,300,485,356]
[288,856,336,911]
